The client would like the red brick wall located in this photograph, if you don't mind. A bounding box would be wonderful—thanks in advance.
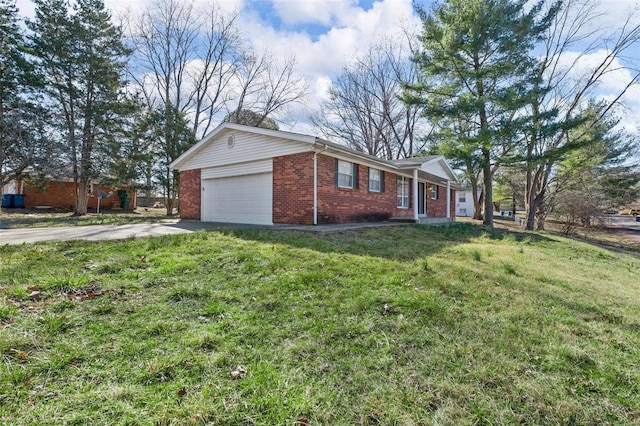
[273,152,314,224]
[273,153,415,224]
[179,169,201,220]
[21,181,129,209]
[426,184,456,218]
[316,154,414,224]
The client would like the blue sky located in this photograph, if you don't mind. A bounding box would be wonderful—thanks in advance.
[14,0,640,135]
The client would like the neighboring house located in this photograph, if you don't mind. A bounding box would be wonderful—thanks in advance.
[2,178,136,210]
[170,123,458,225]
[455,187,478,217]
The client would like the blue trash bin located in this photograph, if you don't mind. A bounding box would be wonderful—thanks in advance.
[13,194,25,208]
[635,215,640,222]
[2,194,15,208]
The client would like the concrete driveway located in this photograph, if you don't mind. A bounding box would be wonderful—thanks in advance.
[0,221,197,245]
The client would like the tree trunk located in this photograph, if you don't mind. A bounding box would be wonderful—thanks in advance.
[74,180,89,216]
[482,151,493,227]
[536,204,546,230]
[166,197,174,216]
[472,183,483,220]
[525,191,536,230]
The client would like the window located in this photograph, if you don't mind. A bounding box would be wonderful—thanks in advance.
[397,176,409,208]
[431,185,438,200]
[368,168,383,192]
[459,194,466,203]
[337,160,356,188]
[459,208,467,215]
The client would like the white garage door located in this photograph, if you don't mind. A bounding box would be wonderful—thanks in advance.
[202,173,273,225]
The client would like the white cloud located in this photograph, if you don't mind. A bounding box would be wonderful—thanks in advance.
[553,49,640,133]
[271,0,357,26]
[14,0,640,135]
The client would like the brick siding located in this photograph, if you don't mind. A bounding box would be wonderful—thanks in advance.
[20,181,130,210]
[273,153,418,224]
[273,152,315,224]
[316,155,416,223]
[426,184,456,218]
[178,169,201,220]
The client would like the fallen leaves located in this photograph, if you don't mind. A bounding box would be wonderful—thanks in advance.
[230,365,247,380]
[7,348,28,361]
[65,285,104,301]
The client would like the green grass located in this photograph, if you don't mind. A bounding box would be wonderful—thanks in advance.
[1,224,639,425]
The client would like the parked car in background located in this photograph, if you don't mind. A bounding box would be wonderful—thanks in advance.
[619,208,640,215]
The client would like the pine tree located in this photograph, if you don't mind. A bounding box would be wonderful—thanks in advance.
[29,0,132,215]
[0,0,47,187]
[405,0,559,227]
[139,105,195,215]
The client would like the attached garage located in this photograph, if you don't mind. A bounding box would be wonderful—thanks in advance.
[201,172,273,225]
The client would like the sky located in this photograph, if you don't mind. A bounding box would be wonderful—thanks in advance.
[13,0,640,137]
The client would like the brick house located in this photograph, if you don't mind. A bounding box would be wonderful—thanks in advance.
[171,123,457,225]
[3,179,136,210]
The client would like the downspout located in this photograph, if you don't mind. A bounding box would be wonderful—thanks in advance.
[313,141,329,225]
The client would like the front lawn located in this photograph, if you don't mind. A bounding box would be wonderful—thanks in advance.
[1,224,639,424]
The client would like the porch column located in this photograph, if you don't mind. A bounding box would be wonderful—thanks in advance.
[413,169,419,221]
[446,180,451,219]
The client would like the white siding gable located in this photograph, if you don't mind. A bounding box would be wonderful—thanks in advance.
[177,129,312,171]
[420,158,456,182]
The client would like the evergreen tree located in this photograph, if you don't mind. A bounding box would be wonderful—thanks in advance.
[139,105,195,215]
[515,0,640,230]
[0,0,48,187]
[29,0,132,215]
[405,0,559,227]
[552,106,640,229]
[223,109,279,130]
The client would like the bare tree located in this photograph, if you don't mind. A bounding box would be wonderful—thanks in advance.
[313,38,423,159]
[129,0,307,213]
[129,0,242,138]
[227,52,308,129]
[520,0,640,230]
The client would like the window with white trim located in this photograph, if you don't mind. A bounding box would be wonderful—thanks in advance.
[337,160,355,188]
[431,185,438,200]
[368,168,382,192]
[459,194,466,203]
[397,176,409,208]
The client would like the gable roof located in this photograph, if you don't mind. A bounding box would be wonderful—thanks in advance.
[171,122,458,184]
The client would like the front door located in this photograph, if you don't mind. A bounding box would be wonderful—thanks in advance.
[418,182,425,215]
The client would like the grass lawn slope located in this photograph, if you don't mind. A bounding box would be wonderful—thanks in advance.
[1,224,639,425]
